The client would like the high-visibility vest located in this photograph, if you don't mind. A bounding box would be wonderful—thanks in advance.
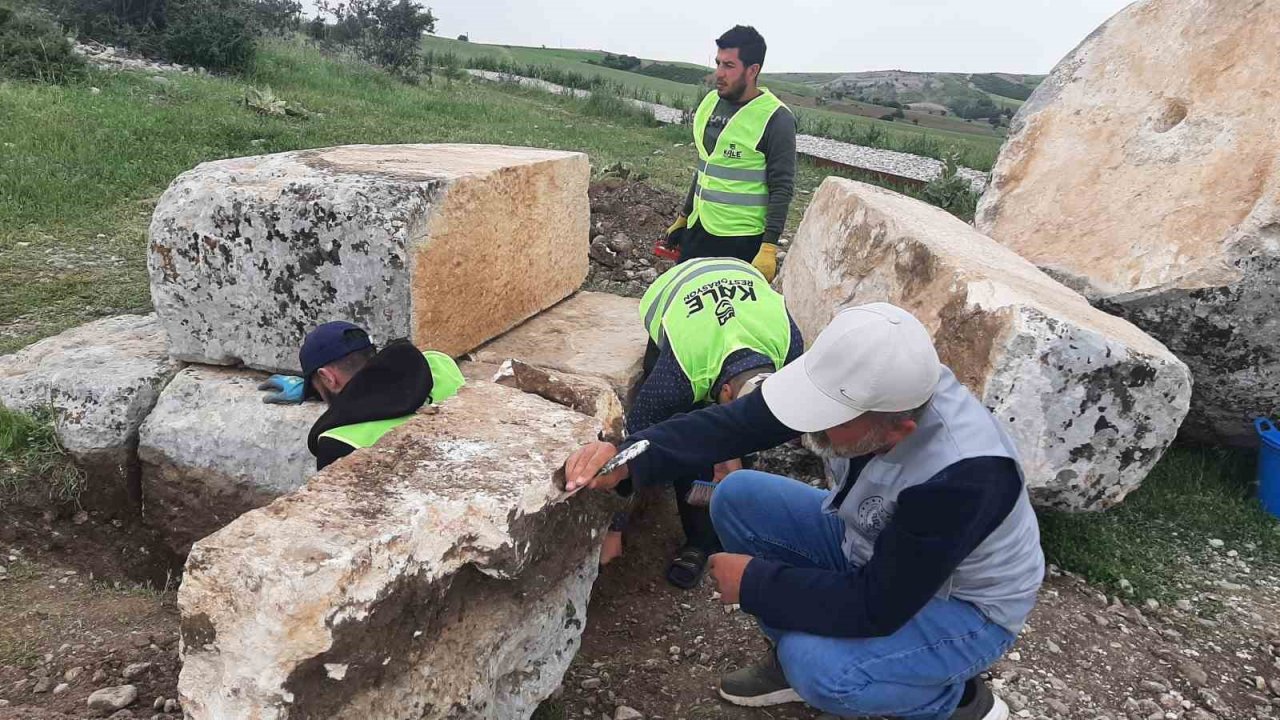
[638,257,791,403]
[318,351,465,450]
[687,88,786,237]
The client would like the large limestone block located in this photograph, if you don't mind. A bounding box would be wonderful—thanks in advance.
[178,379,617,720]
[781,178,1192,510]
[0,315,180,512]
[149,144,590,373]
[975,0,1280,446]
[471,291,648,399]
[138,366,322,555]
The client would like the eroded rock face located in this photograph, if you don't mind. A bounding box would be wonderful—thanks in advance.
[494,359,625,441]
[149,144,590,373]
[0,315,180,513]
[975,0,1280,446]
[471,292,648,400]
[781,179,1192,510]
[138,366,322,555]
[177,380,617,719]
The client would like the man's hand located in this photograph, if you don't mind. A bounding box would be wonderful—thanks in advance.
[258,375,305,404]
[708,552,753,604]
[662,214,687,246]
[563,441,630,492]
[751,243,778,283]
[713,458,743,483]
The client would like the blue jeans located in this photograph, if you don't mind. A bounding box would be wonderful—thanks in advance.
[710,470,1016,720]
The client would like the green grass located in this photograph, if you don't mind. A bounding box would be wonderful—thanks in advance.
[1040,447,1280,604]
[0,405,83,504]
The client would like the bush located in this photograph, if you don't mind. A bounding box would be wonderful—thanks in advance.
[0,4,88,83]
[250,0,302,35]
[921,153,980,221]
[316,0,436,79]
[162,0,255,72]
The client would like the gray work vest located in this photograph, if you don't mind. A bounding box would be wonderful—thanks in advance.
[823,365,1044,634]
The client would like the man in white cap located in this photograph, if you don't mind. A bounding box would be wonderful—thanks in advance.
[564,303,1042,720]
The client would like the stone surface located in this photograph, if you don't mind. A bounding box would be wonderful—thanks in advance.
[177,379,619,719]
[780,178,1192,510]
[0,315,180,513]
[138,366,322,555]
[494,359,625,442]
[471,292,648,401]
[975,0,1280,446]
[88,685,138,714]
[149,144,589,373]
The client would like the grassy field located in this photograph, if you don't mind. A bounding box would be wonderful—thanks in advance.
[423,36,1004,169]
[0,39,703,353]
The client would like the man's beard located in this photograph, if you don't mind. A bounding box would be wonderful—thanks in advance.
[717,76,748,102]
[803,428,888,459]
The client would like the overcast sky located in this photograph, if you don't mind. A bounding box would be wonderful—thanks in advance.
[416,0,1133,74]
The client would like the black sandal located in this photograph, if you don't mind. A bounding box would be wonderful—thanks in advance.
[666,545,709,589]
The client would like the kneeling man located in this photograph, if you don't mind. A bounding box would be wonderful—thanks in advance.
[564,303,1042,720]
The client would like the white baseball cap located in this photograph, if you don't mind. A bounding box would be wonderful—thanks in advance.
[762,303,941,433]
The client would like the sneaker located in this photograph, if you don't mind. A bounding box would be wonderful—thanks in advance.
[948,678,1009,720]
[718,648,803,707]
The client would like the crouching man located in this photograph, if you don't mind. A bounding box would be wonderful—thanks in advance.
[563,303,1043,720]
[259,321,466,470]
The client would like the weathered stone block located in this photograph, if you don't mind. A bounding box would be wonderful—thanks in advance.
[0,315,180,513]
[149,144,590,373]
[975,0,1280,446]
[471,291,648,399]
[177,380,618,719]
[138,366,322,555]
[495,359,625,441]
[781,178,1192,510]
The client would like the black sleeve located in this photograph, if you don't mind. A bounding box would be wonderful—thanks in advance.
[626,342,696,435]
[758,108,797,245]
[785,314,804,364]
[682,169,697,217]
[314,437,356,471]
[738,457,1023,637]
[622,390,800,488]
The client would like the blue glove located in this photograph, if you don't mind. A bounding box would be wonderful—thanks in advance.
[258,374,305,404]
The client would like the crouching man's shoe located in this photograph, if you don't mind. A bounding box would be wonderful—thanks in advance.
[949,678,1009,720]
[717,648,802,707]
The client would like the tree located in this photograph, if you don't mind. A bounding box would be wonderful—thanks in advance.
[456,32,466,41]
[318,0,436,78]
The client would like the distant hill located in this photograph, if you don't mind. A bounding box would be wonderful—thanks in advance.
[771,70,1046,119]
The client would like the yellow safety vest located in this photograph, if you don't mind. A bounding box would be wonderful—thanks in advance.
[638,258,791,403]
[687,88,786,237]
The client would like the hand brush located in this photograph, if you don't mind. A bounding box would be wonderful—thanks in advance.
[685,478,717,507]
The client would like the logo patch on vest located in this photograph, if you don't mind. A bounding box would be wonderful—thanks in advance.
[856,496,895,535]
[714,298,736,326]
[682,279,757,317]
[723,142,743,160]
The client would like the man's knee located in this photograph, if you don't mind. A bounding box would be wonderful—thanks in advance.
[708,469,763,529]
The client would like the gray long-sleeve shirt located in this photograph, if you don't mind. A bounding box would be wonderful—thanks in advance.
[682,93,797,245]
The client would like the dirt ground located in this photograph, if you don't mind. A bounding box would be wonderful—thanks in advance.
[0,508,181,719]
[4,179,1280,719]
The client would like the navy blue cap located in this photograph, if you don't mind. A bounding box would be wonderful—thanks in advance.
[300,321,374,386]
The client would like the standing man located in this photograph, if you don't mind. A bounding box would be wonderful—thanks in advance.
[661,25,796,281]
[258,321,466,470]
[564,304,1042,720]
[611,256,803,588]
